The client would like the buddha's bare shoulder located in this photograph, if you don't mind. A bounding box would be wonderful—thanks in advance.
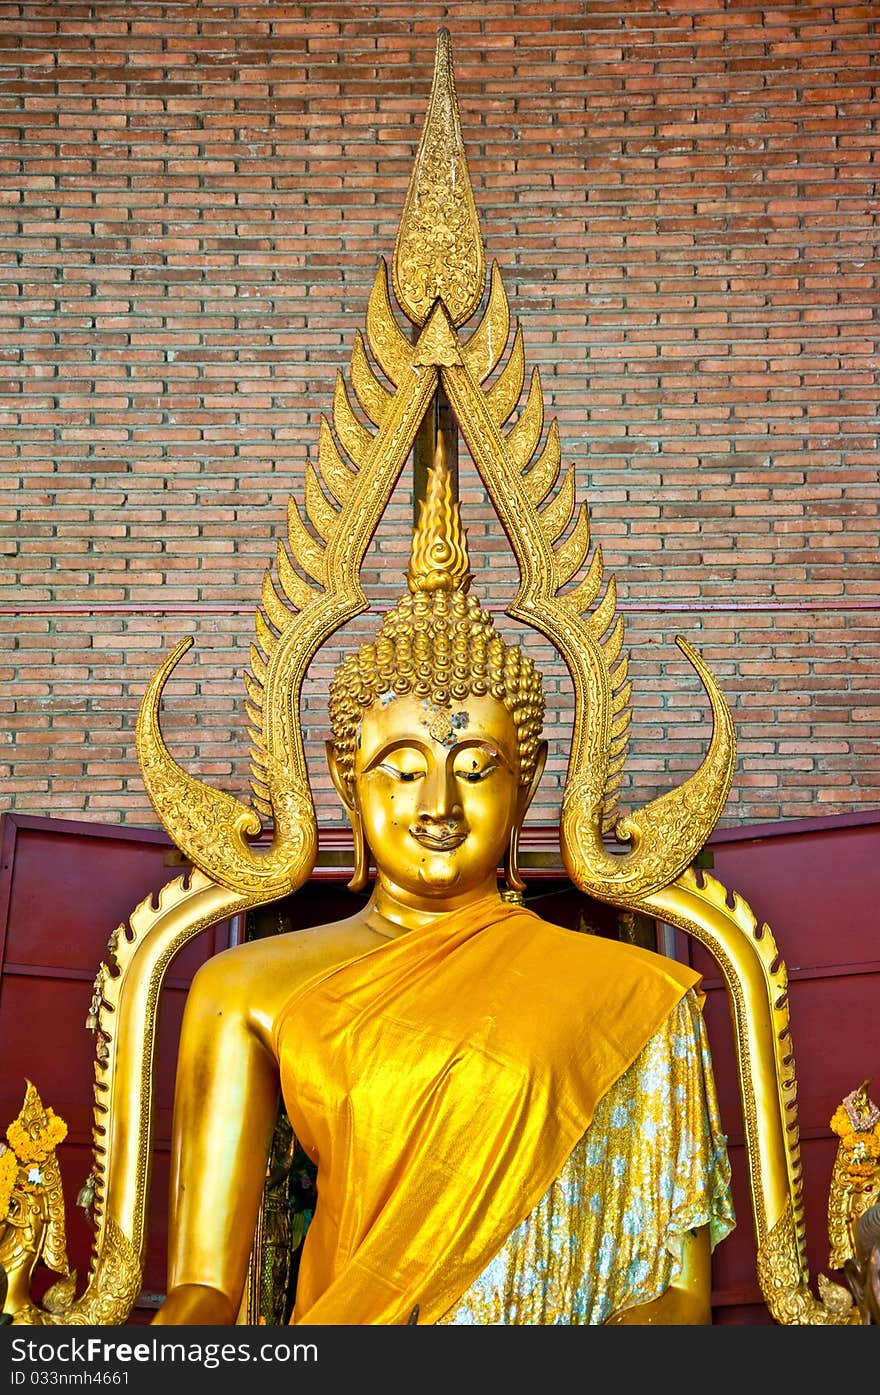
[185,905,380,1021]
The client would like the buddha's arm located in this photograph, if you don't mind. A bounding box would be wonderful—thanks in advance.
[152,955,281,1325]
[604,1223,712,1325]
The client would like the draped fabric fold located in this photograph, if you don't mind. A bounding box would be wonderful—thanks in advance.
[276,896,700,1326]
[441,988,735,1324]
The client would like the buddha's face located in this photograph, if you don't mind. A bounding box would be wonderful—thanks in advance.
[353,691,523,907]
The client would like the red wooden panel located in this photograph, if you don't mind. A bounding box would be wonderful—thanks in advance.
[706,814,880,972]
[714,1300,773,1325]
[700,972,879,1144]
[142,1149,171,1312]
[1,977,98,1134]
[2,820,224,983]
[701,979,876,1321]
[0,814,240,1318]
[780,974,878,1133]
[710,1134,841,1322]
[682,814,880,1324]
[711,1137,770,1324]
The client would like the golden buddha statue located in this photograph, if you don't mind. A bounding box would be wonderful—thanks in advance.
[151,446,734,1326]
[5,28,871,1328]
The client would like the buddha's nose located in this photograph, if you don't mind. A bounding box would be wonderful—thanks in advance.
[419,765,462,822]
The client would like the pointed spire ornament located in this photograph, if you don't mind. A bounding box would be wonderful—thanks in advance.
[392,29,485,327]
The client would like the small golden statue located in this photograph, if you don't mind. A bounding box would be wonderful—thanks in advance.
[7,29,872,1327]
[0,1083,76,1324]
[825,1081,880,1323]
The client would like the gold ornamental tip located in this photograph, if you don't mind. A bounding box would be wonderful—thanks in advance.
[5,1081,68,1165]
[392,28,486,328]
[407,433,473,595]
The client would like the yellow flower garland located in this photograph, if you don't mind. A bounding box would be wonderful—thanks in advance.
[6,1108,67,1165]
[830,1102,880,1180]
[0,1144,18,1221]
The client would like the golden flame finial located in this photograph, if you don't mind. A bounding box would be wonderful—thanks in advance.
[407,434,473,594]
[5,1081,67,1165]
[392,28,485,327]
[1,1081,71,1286]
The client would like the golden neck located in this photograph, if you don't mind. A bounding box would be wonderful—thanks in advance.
[366,874,504,938]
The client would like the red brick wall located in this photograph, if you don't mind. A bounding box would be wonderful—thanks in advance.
[2,1,878,833]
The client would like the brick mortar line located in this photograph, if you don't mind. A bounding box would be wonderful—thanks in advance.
[2,600,878,617]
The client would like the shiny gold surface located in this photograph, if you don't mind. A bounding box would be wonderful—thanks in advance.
[347,692,523,910]
[440,290,737,899]
[149,436,712,1323]
[136,259,439,900]
[0,1086,141,1326]
[137,20,734,911]
[392,28,484,328]
[274,900,700,1325]
[11,26,864,1328]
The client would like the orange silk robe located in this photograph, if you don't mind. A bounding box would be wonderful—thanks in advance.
[275,896,700,1326]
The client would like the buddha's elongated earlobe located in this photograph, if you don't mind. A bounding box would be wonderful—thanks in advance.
[504,740,548,895]
[503,821,526,896]
[347,802,370,894]
[326,738,370,892]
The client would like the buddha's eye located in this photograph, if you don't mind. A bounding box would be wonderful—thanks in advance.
[377,751,426,782]
[453,753,498,783]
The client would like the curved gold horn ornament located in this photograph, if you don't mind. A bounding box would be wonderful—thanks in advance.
[136,267,440,900]
[136,638,268,895]
[7,872,274,1325]
[561,636,737,903]
[440,277,737,905]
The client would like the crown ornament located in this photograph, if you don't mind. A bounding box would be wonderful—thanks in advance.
[135,27,735,910]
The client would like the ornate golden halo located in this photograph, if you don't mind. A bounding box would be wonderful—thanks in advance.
[135,27,735,909]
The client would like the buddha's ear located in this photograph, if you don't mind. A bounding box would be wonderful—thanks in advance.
[325,739,355,812]
[521,740,548,818]
[325,740,370,893]
[505,740,549,895]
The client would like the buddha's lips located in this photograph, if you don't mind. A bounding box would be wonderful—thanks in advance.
[410,823,468,851]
